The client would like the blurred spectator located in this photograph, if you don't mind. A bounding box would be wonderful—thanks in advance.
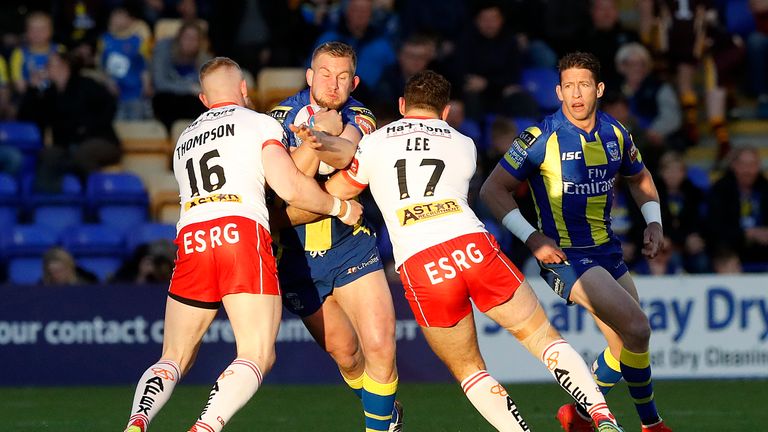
[445,99,483,147]
[112,239,176,284]
[615,42,683,153]
[0,54,14,119]
[372,34,435,107]
[656,151,709,273]
[632,235,684,275]
[454,2,536,119]
[10,11,66,95]
[582,0,639,86]
[312,0,396,95]
[711,247,743,274]
[52,0,110,65]
[41,246,98,285]
[649,0,744,159]
[399,0,468,54]
[600,89,659,171]
[612,176,645,267]
[210,1,301,69]
[539,0,592,57]
[17,52,120,189]
[151,20,210,131]
[706,146,768,265]
[748,0,768,118]
[98,6,153,120]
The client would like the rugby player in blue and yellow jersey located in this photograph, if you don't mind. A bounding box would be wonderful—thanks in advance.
[481,52,672,432]
[268,42,401,432]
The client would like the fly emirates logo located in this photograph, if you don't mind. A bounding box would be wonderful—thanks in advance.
[562,167,615,195]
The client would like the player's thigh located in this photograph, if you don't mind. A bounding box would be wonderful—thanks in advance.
[302,295,360,356]
[334,270,396,352]
[161,296,218,369]
[483,279,542,331]
[615,271,640,302]
[569,267,643,329]
[420,313,485,382]
[221,292,282,369]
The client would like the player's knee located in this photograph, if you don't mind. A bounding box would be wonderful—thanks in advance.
[237,348,277,374]
[623,314,651,349]
[327,339,362,371]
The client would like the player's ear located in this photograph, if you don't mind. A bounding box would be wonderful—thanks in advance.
[441,104,451,121]
[398,97,406,116]
[352,75,360,91]
[555,84,564,102]
[306,68,313,87]
[198,93,208,108]
[596,81,605,98]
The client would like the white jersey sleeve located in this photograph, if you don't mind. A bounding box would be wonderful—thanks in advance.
[348,118,486,266]
[173,105,286,233]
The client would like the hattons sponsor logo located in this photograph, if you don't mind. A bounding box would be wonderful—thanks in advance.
[185,194,241,211]
[346,254,380,274]
[397,199,462,226]
[606,141,620,161]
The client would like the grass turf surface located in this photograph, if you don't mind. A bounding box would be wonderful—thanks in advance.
[4,379,766,431]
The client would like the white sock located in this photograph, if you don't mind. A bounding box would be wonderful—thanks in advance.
[127,360,181,429]
[541,340,615,423]
[461,370,530,432]
[192,358,263,432]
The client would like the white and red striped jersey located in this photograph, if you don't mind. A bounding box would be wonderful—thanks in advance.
[343,116,486,266]
[172,103,286,232]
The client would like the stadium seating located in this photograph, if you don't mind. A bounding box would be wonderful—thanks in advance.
[725,0,756,38]
[62,224,125,281]
[170,118,194,147]
[23,174,85,235]
[520,67,561,113]
[255,67,306,111]
[126,222,177,256]
[0,174,19,227]
[0,224,59,285]
[86,172,149,232]
[0,121,43,177]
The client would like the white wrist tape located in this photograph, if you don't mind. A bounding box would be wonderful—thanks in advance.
[329,197,342,216]
[641,201,662,227]
[340,200,352,221]
[501,208,537,242]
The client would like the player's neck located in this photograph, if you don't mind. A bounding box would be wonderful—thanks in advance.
[562,109,597,133]
[403,108,440,120]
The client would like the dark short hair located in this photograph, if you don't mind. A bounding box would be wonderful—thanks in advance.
[558,51,602,83]
[311,41,357,71]
[404,70,451,114]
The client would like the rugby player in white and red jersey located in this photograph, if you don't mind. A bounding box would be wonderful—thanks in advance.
[121,57,362,432]
[289,70,626,432]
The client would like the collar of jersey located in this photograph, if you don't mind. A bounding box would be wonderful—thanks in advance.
[403,115,437,120]
[210,102,238,108]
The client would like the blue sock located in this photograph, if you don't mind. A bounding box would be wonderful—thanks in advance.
[620,347,661,425]
[362,372,398,431]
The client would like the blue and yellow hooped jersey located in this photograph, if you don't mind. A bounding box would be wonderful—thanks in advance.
[500,109,645,248]
[268,89,377,252]
[10,43,64,84]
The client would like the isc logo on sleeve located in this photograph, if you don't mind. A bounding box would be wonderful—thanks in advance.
[562,151,583,161]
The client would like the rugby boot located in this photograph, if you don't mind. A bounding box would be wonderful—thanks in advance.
[595,416,624,432]
[642,420,673,432]
[556,403,594,432]
[123,417,146,432]
[388,400,404,432]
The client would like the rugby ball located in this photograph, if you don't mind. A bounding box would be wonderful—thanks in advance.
[292,104,334,175]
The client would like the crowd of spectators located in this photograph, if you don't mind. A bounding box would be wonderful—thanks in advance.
[0,0,767,284]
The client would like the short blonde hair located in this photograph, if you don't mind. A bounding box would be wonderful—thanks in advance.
[199,56,242,82]
[311,41,357,71]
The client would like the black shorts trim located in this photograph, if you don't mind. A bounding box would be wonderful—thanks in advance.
[168,292,221,310]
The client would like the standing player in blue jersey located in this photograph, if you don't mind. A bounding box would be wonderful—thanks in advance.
[481,52,672,432]
[268,41,401,432]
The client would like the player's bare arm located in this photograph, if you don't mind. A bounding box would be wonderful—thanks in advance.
[263,144,362,226]
[625,166,664,259]
[283,164,364,227]
[481,165,567,264]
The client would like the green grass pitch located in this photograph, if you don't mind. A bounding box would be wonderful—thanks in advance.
[4,379,766,431]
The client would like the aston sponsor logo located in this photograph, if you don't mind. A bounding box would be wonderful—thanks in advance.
[396,199,461,226]
[185,193,241,210]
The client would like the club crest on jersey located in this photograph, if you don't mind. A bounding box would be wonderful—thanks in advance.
[397,199,462,226]
[606,141,620,162]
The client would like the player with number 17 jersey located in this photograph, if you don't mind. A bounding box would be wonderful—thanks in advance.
[343,116,524,327]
